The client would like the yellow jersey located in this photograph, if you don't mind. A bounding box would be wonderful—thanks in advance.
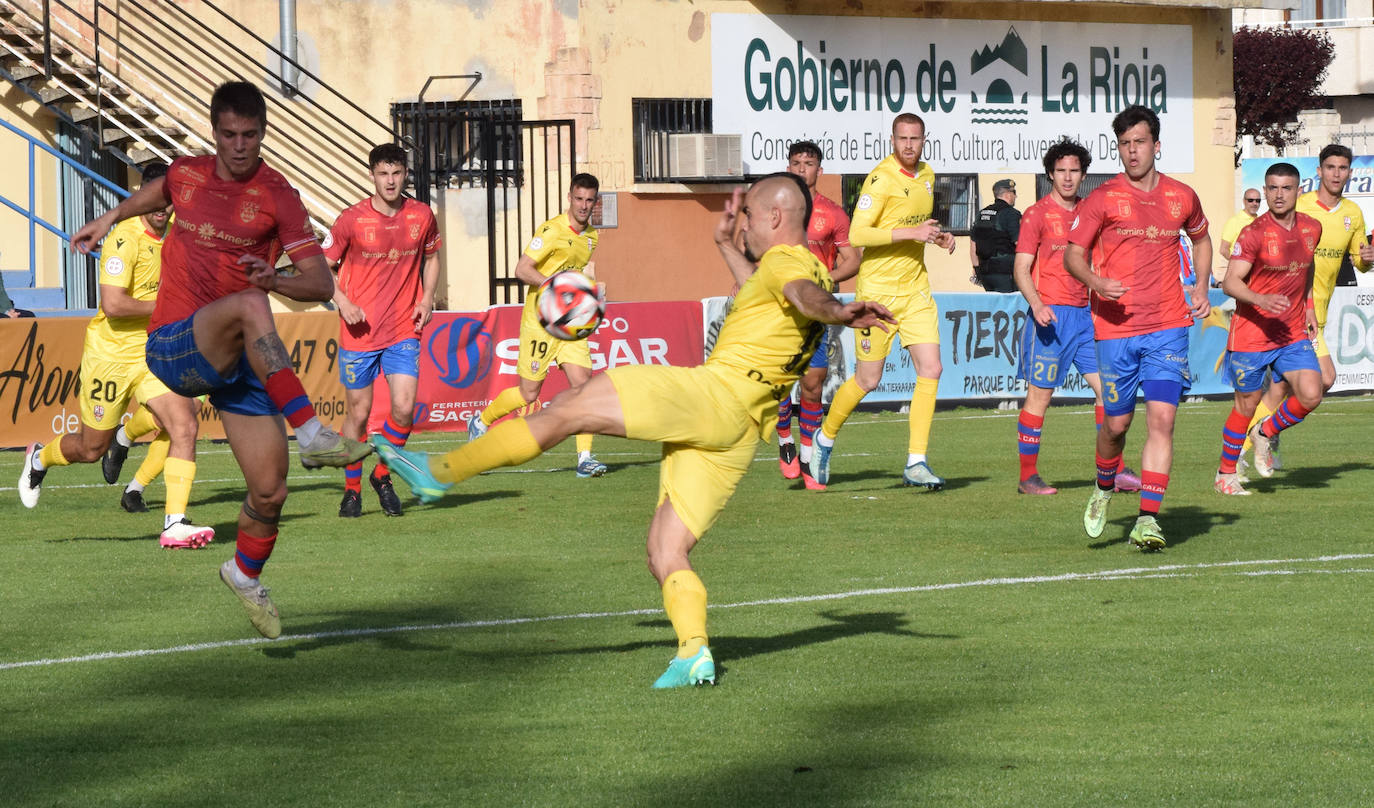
[706,243,832,435]
[520,213,599,322]
[849,154,937,297]
[1296,191,1368,324]
[86,216,164,362]
[1220,209,1255,246]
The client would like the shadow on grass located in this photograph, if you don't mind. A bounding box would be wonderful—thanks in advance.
[1245,462,1361,493]
[832,468,990,492]
[1087,505,1240,551]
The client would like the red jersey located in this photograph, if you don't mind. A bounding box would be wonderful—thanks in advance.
[152,156,321,330]
[1227,211,1321,352]
[1067,173,1209,339]
[324,197,442,351]
[806,192,851,278]
[1016,195,1089,307]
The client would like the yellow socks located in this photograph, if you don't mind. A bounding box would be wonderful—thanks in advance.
[435,418,542,484]
[821,377,867,441]
[575,433,593,455]
[124,406,160,440]
[135,434,171,486]
[908,376,939,455]
[163,456,196,516]
[39,440,69,468]
[662,569,708,658]
[481,387,529,426]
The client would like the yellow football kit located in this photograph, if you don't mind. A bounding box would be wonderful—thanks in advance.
[849,154,940,357]
[80,216,171,430]
[609,243,830,537]
[1297,192,1368,357]
[517,213,599,381]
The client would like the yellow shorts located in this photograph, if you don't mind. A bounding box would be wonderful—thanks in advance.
[853,289,939,362]
[79,353,172,431]
[607,364,760,539]
[517,316,592,382]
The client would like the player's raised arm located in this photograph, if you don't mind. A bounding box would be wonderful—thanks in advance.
[782,279,894,330]
[72,177,169,254]
[714,187,756,287]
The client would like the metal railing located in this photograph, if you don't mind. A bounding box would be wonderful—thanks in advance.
[6,0,398,225]
[0,115,127,289]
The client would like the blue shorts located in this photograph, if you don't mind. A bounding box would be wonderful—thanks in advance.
[1224,339,1320,393]
[1096,327,1192,416]
[339,339,420,390]
[146,314,275,417]
[808,326,831,370]
[1017,305,1097,388]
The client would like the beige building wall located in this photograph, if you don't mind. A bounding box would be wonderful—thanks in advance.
[0,88,67,289]
[2,1,1242,306]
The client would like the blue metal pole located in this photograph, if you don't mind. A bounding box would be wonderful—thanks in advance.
[28,140,35,288]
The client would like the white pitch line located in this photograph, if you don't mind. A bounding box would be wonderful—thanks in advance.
[3,553,1371,672]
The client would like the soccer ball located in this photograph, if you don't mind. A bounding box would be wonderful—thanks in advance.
[537,271,604,341]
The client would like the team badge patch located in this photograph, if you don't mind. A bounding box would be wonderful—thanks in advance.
[529,236,545,251]
[861,338,871,353]
[93,405,105,420]
[321,231,334,250]
[856,194,873,211]
[104,256,126,276]
[410,223,421,240]
[238,201,260,224]
[1344,216,1352,231]
[530,360,541,373]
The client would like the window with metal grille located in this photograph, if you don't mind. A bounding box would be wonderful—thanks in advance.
[632,98,712,182]
[842,173,977,235]
[391,99,523,190]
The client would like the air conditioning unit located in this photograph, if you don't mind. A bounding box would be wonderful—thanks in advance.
[668,134,742,179]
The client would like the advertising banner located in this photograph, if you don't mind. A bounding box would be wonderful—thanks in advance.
[1325,286,1374,393]
[389,301,705,434]
[711,13,1194,174]
[1239,155,1374,287]
[0,311,345,449]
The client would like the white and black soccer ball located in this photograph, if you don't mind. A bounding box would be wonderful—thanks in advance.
[537,271,604,341]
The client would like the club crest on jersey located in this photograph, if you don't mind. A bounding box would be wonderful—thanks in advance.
[530,360,541,373]
[1168,200,1182,218]
[1050,219,1065,237]
[238,201,260,224]
[93,405,104,420]
[409,223,421,240]
[178,185,195,204]
[1264,233,1280,257]
[364,227,377,244]
[1304,236,1316,251]
[1116,199,1132,217]
[1344,216,1352,231]
[856,194,874,211]
[861,338,871,353]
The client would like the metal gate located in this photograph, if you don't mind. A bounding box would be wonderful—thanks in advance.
[482,119,576,305]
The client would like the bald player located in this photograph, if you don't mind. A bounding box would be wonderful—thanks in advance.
[371,174,895,689]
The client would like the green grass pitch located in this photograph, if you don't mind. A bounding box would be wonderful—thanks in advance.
[3,397,1373,806]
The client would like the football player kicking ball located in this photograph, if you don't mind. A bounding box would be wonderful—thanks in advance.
[374,174,894,688]
[1064,106,1212,552]
[466,174,609,478]
[1011,138,1141,496]
[326,143,441,518]
[1214,162,1324,494]
[70,81,372,639]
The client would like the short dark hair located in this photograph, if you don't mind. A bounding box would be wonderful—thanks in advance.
[1042,138,1092,176]
[1111,105,1159,141]
[1318,143,1353,165]
[1266,162,1301,181]
[368,143,408,169]
[139,162,168,182]
[788,140,822,162]
[892,112,925,134]
[210,81,267,129]
[763,171,812,227]
[570,173,599,193]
